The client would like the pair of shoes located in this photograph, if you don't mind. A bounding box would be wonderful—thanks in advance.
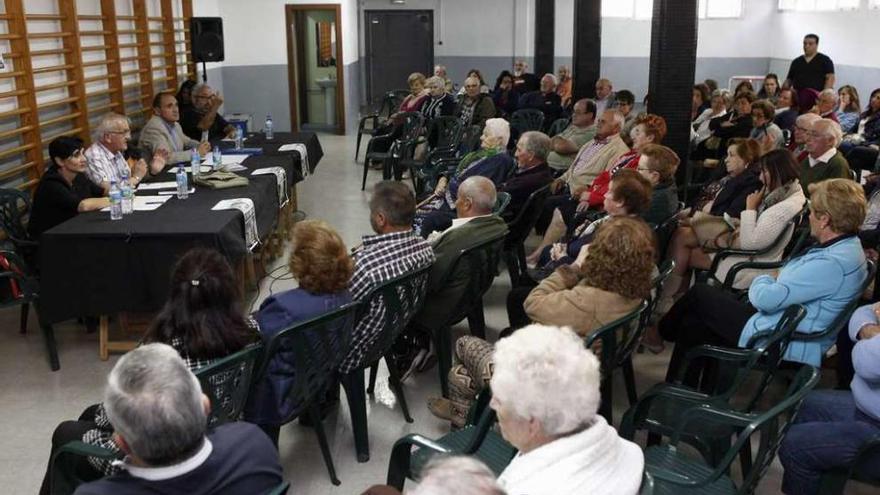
[426,397,466,428]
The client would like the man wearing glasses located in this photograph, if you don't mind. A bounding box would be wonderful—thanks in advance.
[180,83,236,142]
[84,113,169,189]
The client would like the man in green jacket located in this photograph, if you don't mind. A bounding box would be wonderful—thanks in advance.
[800,118,851,195]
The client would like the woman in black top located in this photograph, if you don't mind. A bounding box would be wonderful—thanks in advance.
[28,136,108,239]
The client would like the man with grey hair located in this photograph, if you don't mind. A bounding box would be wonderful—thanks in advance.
[547,98,598,173]
[518,73,563,127]
[434,64,454,93]
[71,343,282,494]
[594,77,615,116]
[512,59,539,93]
[800,118,851,194]
[814,88,840,122]
[499,131,554,220]
[85,113,168,189]
[412,456,506,495]
[180,83,236,141]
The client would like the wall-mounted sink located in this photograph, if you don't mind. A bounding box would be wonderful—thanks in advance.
[315,78,337,125]
[316,78,337,88]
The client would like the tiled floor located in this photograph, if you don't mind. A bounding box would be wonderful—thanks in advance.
[0,132,873,494]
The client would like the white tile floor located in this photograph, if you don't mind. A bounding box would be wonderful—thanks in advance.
[0,132,873,494]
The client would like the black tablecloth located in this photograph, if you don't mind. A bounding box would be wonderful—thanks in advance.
[38,132,323,325]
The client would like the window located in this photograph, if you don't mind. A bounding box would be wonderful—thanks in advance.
[869,0,880,8]
[701,0,743,18]
[603,0,742,19]
[778,0,860,11]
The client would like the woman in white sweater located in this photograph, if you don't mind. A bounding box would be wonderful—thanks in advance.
[710,148,806,288]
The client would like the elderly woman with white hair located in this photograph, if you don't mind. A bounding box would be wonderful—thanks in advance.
[415,118,515,237]
[360,456,505,495]
[491,324,644,495]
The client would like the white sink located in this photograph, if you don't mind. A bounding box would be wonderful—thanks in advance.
[315,79,336,125]
[316,78,337,88]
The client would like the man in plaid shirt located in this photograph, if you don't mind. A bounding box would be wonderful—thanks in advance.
[340,181,435,374]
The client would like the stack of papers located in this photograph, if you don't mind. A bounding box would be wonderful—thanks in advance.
[166,165,213,174]
[137,181,178,191]
[101,195,172,212]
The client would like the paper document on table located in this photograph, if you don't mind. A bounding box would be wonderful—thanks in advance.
[252,167,289,207]
[136,181,178,190]
[167,165,213,174]
[158,188,195,195]
[212,198,259,251]
[278,143,310,178]
[201,154,248,166]
[101,195,171,212]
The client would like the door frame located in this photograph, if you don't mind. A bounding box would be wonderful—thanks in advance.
[285,4,345,134]
[364,9,433,106]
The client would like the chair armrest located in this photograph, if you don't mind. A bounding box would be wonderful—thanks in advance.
[619,382,710,439]
[674,345,757,384]
[722,260,785,290]
[391,434,452,456]
[358,113,380,130]
[54,440,120,460]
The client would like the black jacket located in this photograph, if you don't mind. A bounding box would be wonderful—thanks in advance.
[709,166,762,218]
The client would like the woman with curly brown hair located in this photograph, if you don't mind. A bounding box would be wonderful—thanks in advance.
[245,220,354,428]
[427,217,654,428]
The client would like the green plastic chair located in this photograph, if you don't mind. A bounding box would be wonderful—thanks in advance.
[340,264,433,463]
[816,435,880,494]
[257,302,359,485]
[363,111,424,190]
[620,304,806,469]
[492,192,511,217]
[356,89,408,160]
[640,471,655,495]
[264,481,291,495]
[195,342,263,426]
[385,388,517,491]
[510,109,545,135]
[547,117,570,137]
[585,299,649,424]
[643,365,820,494]
[502,184,552,286]
[411,231,507,397]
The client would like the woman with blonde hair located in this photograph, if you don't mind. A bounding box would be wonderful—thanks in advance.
[246,220,354,430]
[428,217,654,427]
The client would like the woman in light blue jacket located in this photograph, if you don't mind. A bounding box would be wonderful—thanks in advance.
[659,178,867,385]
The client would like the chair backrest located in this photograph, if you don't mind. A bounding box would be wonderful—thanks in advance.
[429,116,463,150]
[587,300,650,371]
[493,192,511,216]
[653,202,683,261]
[644,260,675,328]
[195,343,263,426]
[510,109,545,134]
[504,184,551,247]
[459,124,483,154]
[438,231,507,326]
[398,112,426,145]
[639,471,655,495]
[353,263,433,368]
[0,188,33,246]
[258,302,358,423]
[547,117,570,137]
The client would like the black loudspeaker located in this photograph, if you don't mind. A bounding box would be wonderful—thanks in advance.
[190,17,224,62]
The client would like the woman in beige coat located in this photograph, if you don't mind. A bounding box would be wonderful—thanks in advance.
[427,217,654,427]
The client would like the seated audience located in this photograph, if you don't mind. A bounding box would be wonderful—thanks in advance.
[615,90,638,140]
[704,78,719,94]
[660,179,867,386]
[692,89,730,146]
[434,64,454,93]
[492,324,645,495]
[594,78,615,116]
[491,70,520,119]
[750,99,785,153]
[788,112,822,163]
[692,91,755,160]
[546,99,597,174]
[757,73,781,105]
[813,88,840,123]
[368,72,430,158]
[175,79,197,111]
[245,220,353,430]
[692,83,710,120]
[456,76,496,131]
[518,74,563,127]
[28,137,109,240]
[800,118,851,194]
[583,114,668,212]
[774,87,800,133]
[836,85,861,134]
[777,303,880,495]
[70,344,282,495]
[636,143,680,225]
[456,69,490,96]
[180,83,236,141]
[734,80,755,97]
[39,248,259,492]
[415,118,513,236]
[530,110,629,261]
[340,181,435,375]
[556,65,573,109]
[139,92,210,165]
[435,217,653,427]
[690,138,763,216]
[859,173,880,250]
[512,60,539,93]
[498,131,555,220]
[421,76,456,120]
[85,113,167,189]
[841,88,880,174]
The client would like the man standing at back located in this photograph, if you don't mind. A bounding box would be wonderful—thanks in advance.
[784,34,835,112]
[340,181,435,375]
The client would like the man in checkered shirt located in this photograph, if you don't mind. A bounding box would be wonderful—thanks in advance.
[340,181,435,374]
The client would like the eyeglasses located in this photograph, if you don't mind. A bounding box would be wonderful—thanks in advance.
[637,167,652,172]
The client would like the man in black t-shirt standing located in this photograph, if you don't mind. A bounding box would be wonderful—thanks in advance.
[784,33,835,113]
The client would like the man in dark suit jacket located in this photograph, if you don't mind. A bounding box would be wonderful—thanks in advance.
[499,131,555,221]
[413,176,508,336]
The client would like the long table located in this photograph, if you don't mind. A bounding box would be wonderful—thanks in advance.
[38,132,322,363]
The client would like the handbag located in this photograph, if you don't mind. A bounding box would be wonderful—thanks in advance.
[193,170,249,189]
[690,211,736,250]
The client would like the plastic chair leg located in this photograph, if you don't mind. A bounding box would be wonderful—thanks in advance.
[340,370,370,462]
[623,357,639,405]
[308,402,341,485]
[367,363,379,395]
[504,250,519,287]
[435,327,452,398]
[39,312,60,372]
[361,159,370,191]
[467,302,486,340]
[598,375,613,424]
[384,353,413,423]
[386,440,413,490]
[355,131,363,160]
[19,302,28,334]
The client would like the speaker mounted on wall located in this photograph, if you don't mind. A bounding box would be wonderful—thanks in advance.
[190,17,224,62]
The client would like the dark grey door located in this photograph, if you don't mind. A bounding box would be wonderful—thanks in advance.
[365,10,433,105]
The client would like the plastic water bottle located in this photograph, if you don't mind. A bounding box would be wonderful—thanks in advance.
[213,146,222,170]
[119,171,133,215]
[190,148,201,180]
[234,128,243,150]
[176,165,188,199]
[264,114,274,140]
[109,181,123,220]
